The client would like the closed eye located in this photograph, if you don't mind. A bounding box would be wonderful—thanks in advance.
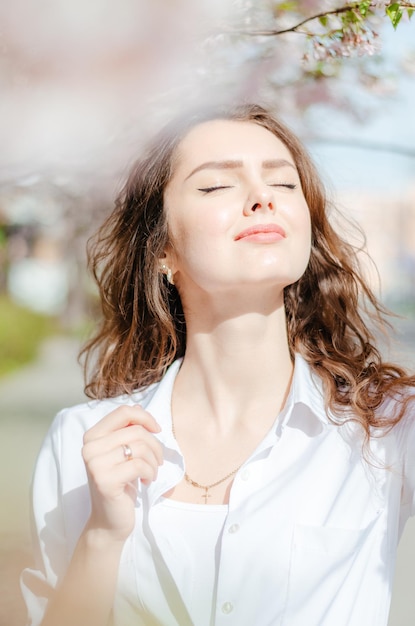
[270,183,297,189]
[198,185,233,194]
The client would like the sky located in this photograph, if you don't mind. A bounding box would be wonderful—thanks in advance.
[308,21,415,191]
[2,5,413,314]
[1,4,414,214]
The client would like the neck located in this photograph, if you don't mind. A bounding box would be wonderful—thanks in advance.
[174,295,293,433]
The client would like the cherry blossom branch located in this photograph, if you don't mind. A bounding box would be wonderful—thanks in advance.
[228,2,415,37]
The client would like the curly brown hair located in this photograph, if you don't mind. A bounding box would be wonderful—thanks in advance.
[81,103,414,439]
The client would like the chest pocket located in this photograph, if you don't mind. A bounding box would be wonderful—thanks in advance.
[283,521,380,626]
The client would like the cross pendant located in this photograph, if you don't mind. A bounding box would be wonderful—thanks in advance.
[202,488,211,504]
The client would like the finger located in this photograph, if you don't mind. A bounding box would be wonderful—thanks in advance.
[88,441,162,479]
[83,424,164,466]
[114,458,158,485]
[88,452,160,494]
[114,426,164,465]
[118,440,162,473]
[84,405,161,442]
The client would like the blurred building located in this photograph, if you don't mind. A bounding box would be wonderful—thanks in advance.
[0,181,110,323]
[338,185,415,311]
[0,179,414,322]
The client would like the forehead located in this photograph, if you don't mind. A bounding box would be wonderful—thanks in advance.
[172,119,294,172]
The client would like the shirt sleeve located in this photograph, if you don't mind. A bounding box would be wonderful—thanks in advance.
[398,395,415,519]
[20,409,90,626]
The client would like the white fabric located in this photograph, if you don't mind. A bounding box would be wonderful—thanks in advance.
[21,355,415,626]
[151,498,228,625]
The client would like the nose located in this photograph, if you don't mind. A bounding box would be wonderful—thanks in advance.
[243,186,275,215]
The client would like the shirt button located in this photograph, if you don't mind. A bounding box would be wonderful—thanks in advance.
[228,524,240,534]
[240,468,250,481]
[221,602,234,614]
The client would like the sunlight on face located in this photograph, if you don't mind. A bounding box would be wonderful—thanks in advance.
[163,119,311,302]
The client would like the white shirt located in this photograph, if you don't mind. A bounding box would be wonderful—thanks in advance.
[151,498,228,625]
[21,355,415,626]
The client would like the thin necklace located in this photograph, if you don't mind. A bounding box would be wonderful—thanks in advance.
[171,417,244,504]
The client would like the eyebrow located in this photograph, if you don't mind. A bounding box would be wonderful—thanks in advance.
[185,158,296,181]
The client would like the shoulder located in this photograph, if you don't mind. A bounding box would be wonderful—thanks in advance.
[381,385,415,423]
[49,358,183,442]
[33,380,162,498]
[36,381,160,476]
[380,386,415,517]
[374,385,415,452]
[48,380,160,440]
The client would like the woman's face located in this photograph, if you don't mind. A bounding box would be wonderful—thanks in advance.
[163,119,311,302]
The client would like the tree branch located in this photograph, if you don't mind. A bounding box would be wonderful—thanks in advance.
[227,2,415,38]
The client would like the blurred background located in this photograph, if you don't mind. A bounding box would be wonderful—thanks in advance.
[0,1,414,624]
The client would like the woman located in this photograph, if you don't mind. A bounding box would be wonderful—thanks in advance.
[22,104,415,626]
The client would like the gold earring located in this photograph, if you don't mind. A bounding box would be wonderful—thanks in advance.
[160,263,174,285]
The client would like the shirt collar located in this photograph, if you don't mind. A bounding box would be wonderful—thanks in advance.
[141,353,331,502]
[140,359,184,505]
[144,354,331,436]
[140,354,329,502]
[140,358,182,443]
[286,353,330,426]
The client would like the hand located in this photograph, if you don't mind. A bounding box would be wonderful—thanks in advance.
[82,405,163,542]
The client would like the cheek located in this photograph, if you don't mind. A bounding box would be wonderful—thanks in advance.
[304,209,312,241]
[294,200,312,236]
[301,213,312,264]
[289,201,312,265]
[168,202,235,246]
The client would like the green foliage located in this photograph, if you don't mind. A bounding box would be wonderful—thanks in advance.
[358,1,372,17]
[274,1,298,11]
[0,296,56,377]
[344,8,363,24]
[386,3,404,29]
[0,226,6,248]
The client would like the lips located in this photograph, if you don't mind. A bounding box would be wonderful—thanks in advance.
[234,223,287,242]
